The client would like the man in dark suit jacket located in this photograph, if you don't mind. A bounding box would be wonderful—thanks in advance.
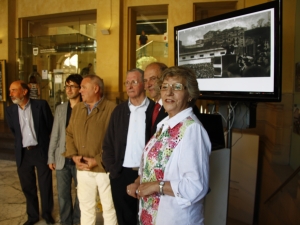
[6,80,54,225]
[141,62,168,136]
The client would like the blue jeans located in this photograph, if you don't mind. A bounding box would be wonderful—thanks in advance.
[56,164,80,225]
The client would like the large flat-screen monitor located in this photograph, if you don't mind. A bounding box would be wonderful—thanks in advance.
[174,1,282,102]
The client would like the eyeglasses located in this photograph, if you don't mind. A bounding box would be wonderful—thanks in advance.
[64,85,80,90]
[124,80,142,86]
[143,76,157,83]
[160,83,186,91]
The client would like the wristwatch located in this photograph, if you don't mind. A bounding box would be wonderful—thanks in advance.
[159,181,165,195]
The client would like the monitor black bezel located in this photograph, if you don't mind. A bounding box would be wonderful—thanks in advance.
[174,0,282,102]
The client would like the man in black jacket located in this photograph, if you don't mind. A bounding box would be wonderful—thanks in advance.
[6,80,54,225]
[103,68,154,225]
[143,62,168,136]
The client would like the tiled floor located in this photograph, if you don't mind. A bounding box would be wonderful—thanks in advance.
[0,159,250,225]
[0,159,103,225]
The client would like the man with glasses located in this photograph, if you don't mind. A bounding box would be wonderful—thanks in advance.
[103,68,155,225]
[64,75,117,225]
[48,74,82,225]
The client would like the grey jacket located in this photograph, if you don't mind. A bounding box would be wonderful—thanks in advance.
[48,102,68,170]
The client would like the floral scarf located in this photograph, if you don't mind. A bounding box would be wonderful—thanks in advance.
[140,117,194,225]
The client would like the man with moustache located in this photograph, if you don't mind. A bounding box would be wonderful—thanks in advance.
[64,75,117,225]
[6,80,54,225]
[102,68,155,225]
[48,74,83,225]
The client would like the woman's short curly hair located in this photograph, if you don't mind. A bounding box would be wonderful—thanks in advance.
[158,66,200,106]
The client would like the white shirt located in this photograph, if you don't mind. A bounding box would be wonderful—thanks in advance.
[140,108,211,225]
[123,97,150,168]
[157,98,163,110]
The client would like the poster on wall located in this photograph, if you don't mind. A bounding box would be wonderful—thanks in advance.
[55,75,62,84]
[294,63,300,135]
[295,62,300,92]
[0,60,6,102]
[42,70,48,79]
[293,104,300,135]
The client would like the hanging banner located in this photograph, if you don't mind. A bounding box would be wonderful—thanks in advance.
[0,60,6,101]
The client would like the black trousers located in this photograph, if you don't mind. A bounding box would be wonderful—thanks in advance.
[110,167,139,225]
[17,147,53,222]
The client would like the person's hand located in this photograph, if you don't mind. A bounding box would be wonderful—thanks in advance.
[72,156,90,170]
[48,163,55,170]
[82,157,98,170]
[137,181,159,197]
[127,182,140,199]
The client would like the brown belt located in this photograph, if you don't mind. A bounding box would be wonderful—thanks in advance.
[24,145,38,150]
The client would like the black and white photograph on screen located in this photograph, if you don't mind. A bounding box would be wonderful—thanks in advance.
[177,10,271,79]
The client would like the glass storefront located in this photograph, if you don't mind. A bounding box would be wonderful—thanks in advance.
[136,40,168,70]
[16,34,96,113]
